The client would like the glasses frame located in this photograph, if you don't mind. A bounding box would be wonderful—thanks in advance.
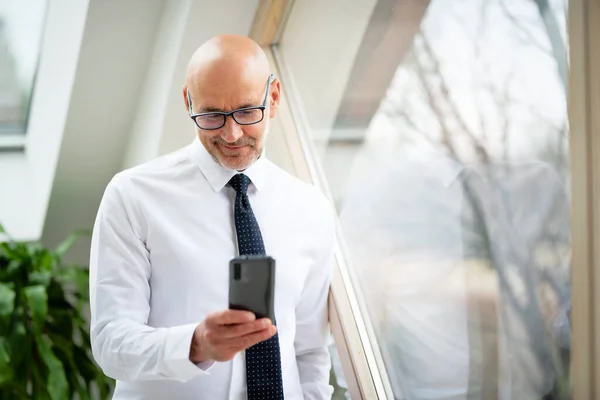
[187,74,274,130]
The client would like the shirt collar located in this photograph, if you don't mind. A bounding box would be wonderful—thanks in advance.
[189,136,267,192]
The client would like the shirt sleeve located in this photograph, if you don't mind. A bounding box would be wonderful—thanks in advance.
[294,199,336,399]
[89,175,212,382]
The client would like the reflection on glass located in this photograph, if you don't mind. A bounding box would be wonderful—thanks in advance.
[0,0,47,135]
[280,0,570,399]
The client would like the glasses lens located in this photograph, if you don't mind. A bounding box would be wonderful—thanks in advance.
[233,109,263,125]
[196,114,225,129]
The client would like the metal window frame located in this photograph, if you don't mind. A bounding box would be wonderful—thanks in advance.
[569,0,600,398]
[0,0,49,152]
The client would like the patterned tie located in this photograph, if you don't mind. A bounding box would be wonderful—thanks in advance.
[228,173,284,400]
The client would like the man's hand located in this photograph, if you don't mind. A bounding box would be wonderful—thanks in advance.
[189,310,276,363]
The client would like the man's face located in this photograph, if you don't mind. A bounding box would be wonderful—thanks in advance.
[185,75,280,171]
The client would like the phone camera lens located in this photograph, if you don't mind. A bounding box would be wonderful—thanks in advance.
[234,263,242,281]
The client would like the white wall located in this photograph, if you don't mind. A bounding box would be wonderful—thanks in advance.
[122,0,193,170]
[41,0,166,257]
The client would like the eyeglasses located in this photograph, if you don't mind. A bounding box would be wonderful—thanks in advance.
[187,74,273,130]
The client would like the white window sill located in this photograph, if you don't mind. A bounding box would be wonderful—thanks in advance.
[0,134,27,152]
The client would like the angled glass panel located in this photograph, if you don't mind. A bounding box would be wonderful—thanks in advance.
[0,0,48,136]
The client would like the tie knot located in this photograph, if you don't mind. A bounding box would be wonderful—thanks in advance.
[228,173,251,195]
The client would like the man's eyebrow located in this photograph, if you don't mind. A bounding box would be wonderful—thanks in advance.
[198,103,259,113]
[199,106,224,113]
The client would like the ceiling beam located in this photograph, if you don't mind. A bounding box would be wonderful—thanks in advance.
[249,0,294,47]
[333,0,430,133]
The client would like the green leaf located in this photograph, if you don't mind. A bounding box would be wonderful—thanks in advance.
[7,321,28,368]
[54,233,77,258]
[47,358,68,398]
[73,268,90,299]
[0,243,19,262]
[36,336,68,400]
[6,259,23,278]
[0,282,15,317]
[34,251,54,273]
[30,358,50,400]
[0,336,12,385]
[50,337,87,398]
[54,229,90,258]
[28,270,52,287]
[24,285,48,332]
[0,225,12,246]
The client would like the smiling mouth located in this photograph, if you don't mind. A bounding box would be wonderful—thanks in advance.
[218,143,250,155]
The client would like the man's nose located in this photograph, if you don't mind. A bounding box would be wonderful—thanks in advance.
[220,117,244,143]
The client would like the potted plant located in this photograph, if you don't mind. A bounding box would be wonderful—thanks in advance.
[0,224,113,399]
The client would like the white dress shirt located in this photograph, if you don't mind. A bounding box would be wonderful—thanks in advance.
[89,137,335,400]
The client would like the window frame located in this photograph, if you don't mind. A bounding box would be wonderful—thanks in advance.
[568,0,600,398]
[0,0,49,151]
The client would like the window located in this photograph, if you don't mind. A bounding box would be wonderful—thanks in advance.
[276,0,570,398]
[0,0,47,143]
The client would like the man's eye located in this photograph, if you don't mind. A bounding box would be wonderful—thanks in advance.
[200,114,221,120]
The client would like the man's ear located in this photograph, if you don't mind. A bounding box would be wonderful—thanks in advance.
[269,78,281,119]
[182,85,190,113]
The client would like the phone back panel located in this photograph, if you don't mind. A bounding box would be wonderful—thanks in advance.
[229,255,276,321]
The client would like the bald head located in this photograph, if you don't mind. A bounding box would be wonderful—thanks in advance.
[183,34,281,171]
[185,34,270,90]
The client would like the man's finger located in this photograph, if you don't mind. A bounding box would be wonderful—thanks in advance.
[217,318,272,339]
[206,310,255,328]
[237,325,277,350]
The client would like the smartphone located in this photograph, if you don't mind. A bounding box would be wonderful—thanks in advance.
[228,255,276,322]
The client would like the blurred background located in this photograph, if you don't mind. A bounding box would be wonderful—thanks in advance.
[0,0,592,399]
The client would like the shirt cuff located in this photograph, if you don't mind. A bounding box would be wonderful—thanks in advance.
[196,360,216,370]
[163,323,212,381]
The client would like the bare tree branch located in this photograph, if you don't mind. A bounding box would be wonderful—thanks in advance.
[479,69,515,160]
[533,0,568,90]
[475,0,491,143]
[498,0,554,55]
[416,32,491,163]
[410,43,457,156]
[384,98,453,157]
[498,0,568,90]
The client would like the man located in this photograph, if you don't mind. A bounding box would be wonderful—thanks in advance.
[89,34,335,400]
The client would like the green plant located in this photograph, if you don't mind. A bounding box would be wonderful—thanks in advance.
[0,224,113,399]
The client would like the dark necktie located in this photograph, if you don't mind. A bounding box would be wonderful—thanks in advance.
[228,173,284,400]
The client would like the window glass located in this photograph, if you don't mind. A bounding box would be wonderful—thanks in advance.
[278,0,570,398]
[0,0,47,135]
